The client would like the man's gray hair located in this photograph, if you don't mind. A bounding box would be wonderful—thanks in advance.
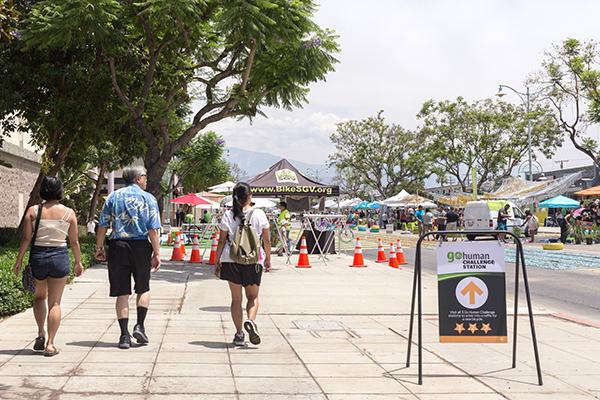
[122,166,147,185]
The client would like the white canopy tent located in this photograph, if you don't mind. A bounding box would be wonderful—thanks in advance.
[312,198,339,209]
[209,181,236,193]
[338,198,363,208]
[382,190,410,206]
[223,197,278,209]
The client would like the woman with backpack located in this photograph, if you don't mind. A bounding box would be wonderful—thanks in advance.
[214,182,271,346]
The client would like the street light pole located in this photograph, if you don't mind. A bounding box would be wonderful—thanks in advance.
[526,86,532,182]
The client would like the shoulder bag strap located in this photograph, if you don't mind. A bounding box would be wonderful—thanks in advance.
[245,210,255,227]
[30,204,43,250]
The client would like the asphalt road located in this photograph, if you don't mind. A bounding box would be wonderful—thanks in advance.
[362,246,600,322]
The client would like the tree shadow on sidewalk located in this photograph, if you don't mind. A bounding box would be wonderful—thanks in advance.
[0,349,35,356]
[66,340,118,349]
[188,340,230,349]
[198,306,230,312]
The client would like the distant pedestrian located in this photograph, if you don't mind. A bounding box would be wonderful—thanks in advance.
[423,208,434,239]
[522,210,539,243]
[415,205,425,236]
[497,204,511,243]
[175,208,183,227]
[446,207,459,241]
[215,182,271,347]
[95,166,162,349]
[86,217,98,236]
[557,209,570,244]
[435,207,446,239]
[276,201,292,256]
[13,176,83,356]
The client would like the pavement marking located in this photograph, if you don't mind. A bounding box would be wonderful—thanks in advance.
[221,314,241,400]
[551,313,600,329]
[269,314,332,399]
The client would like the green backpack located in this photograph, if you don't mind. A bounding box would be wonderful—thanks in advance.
[230,210,260,265]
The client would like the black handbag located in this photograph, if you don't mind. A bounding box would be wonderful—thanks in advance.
[22,204,43,293]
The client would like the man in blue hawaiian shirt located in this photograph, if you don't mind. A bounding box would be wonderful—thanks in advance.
[95,166,162,349]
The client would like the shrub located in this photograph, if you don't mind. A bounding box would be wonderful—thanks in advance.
[0,247,32,318]
[0,227,18,247]
[0,234,97,317]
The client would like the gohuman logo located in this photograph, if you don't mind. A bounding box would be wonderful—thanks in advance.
[447,252,490,263]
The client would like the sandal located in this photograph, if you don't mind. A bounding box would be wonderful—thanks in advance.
[43,346,60,357]
[33,337,45,352]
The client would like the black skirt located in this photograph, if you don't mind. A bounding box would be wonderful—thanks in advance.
[220,262,263,287]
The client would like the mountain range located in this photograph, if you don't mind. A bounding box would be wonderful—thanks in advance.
[225,147,335,183]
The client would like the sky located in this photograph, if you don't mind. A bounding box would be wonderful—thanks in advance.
[211,0,600,173]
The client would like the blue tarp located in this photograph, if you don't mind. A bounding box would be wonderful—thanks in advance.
[354,201,370,210]
[367,201,381,209]
[538,195,580,209]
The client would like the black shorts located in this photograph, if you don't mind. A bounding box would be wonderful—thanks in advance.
[220,262,262,287]
[108,240,152,297]
[30,246,70,280]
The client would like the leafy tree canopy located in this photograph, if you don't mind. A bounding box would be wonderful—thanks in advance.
[536,38,600,168]
[329,111,429,198]
[418,97,562,192]
[169,131,230,193]
[21,0,340,204]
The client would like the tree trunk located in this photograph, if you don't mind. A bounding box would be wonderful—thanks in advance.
[87,164,106,222]
[145,153,170,214]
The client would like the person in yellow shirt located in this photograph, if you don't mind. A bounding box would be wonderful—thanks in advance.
[277,201,292,256]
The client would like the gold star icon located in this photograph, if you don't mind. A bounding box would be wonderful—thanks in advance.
[468,323,478,334]
[454,323,465,334]
[481,323,492,334]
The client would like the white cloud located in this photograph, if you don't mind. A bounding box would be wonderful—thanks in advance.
[210,110,345,164]
[192,0,600,172]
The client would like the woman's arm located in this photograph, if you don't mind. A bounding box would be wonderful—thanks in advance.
[13,207,34,273]
[67,209,84,276]
[214,229,228,277]
[262,227,271,271]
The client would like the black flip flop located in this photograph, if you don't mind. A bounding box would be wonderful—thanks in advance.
[33,337,45,352]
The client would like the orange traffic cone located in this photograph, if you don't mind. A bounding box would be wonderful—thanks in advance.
[296,236,311,268]
[189,234,202,263]
[207,235,218,265]
[170,231,184,261]
[388,243,399,269]
[180,232,187,255]
[350,237,367,268]
[375,238,387,263]
[396,239,408,265]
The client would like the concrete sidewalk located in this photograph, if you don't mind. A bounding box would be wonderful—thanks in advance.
[1,249,600,399]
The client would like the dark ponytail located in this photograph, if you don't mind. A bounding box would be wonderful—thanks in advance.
[232,182,251,222]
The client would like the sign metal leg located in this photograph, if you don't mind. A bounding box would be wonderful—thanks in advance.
[417,238,423,385]
[519,244,544,386]
[406,247,419,367]
[512,240,521,368]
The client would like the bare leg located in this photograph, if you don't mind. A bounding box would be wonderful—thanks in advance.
[33,279,48,338]
[244,285,260,321]
[45,277,67,352]
[228,282,243,334]
[116,295,129,319]
[137,291,150,309]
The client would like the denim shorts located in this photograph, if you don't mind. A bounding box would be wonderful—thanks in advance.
[29,246,70,280]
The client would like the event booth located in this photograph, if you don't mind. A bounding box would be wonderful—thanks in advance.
[247,159,342,260]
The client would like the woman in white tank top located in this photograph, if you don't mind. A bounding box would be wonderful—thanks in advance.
[13,176,83,356]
